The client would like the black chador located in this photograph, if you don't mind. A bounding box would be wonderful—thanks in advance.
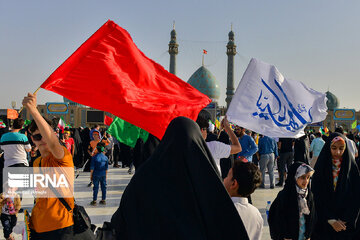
[133,134,160,170]
[312,133,360,240]
[111,117,249,240]
[268,162,315,240]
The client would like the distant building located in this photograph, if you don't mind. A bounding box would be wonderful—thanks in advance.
[168,27,236,121]
[20,104,114,128]
[307,91,359,132]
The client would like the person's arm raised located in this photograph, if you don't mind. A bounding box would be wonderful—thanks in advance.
[222,116,242,155]
[22,93,64,159]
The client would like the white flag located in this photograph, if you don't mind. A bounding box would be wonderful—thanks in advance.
[227,58,327,138]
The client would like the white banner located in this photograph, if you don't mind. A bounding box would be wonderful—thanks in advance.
[227,58,327,138]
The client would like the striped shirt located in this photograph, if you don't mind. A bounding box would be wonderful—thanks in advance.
[0,132,31,167]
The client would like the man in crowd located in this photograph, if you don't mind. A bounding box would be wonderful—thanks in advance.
[223,161,263,240]
[196,114,241,173]
[257,135,278,189]
[309,132,325,168]
[22,93,75,238]
[235,127,258,162]
[276,138,294,187]
[0,118,31,168]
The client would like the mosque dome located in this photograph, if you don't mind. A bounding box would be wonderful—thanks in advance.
[187,66,220,101]
[326,91,339,111]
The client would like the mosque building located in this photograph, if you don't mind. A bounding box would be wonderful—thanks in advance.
[321,91,360,132]
[14,26,359,131]
[169,27,359,132]
[168,25,236,120]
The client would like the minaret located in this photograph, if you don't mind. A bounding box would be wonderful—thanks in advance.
[226,26,236,108]
[168,22,179,75]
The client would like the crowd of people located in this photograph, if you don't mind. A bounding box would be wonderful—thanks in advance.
[0,93,360,239]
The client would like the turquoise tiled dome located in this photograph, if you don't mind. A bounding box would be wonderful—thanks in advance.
[187,66,220,101]
[326,91,339,111]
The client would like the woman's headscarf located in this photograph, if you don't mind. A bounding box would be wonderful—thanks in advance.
[312,132,360,233]
[111,117,249,240]
[268,161,316,240]
[294,164,314,216]
[284,162,314,216]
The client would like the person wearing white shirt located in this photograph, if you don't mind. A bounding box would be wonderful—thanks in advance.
[196,113,241,173]
[223,161,263,240]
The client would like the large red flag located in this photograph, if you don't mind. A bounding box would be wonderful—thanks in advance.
[41,20,211,139]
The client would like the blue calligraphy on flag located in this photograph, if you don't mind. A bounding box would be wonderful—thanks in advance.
[252,78,313,132]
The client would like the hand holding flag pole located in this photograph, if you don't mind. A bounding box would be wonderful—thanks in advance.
[18,87,41,114]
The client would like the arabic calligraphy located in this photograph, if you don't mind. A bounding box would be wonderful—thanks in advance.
[252,78,313,132]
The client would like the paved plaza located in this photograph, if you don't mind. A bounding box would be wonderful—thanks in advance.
[3,167,281,240]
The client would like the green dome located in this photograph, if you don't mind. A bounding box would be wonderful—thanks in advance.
[326,91,339,111]
[187,66,220,101]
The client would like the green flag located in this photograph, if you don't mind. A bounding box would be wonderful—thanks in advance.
[107,117,149,148]
[352,120,357,129]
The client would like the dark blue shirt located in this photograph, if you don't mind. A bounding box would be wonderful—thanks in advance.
[258,136,278,158]
[237,135,258,162]
[90,153,108,176]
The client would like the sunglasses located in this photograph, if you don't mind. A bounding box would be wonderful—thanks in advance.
[32,133,42,141]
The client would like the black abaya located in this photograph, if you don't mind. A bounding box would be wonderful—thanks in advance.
[72,128,83,168]
[133,134,160,170]
[111,117,249,240]
[268,161,315,240]
[312,133,360,240]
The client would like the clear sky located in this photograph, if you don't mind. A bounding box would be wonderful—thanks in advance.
[1,0,359,110]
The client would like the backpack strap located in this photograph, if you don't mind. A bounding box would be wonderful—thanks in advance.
[38,157,73,212]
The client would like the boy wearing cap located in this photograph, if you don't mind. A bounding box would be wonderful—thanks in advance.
[90,142,108,206]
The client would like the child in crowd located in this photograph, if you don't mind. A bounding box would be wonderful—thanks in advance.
[90,142,108,206]
[268,162,315,240]
[223,161,263,240]
[62,131,75,157]
[0,187,21,240]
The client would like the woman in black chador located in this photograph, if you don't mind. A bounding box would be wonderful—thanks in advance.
[268,162,315,240]
[111,117,249,240]
[312,133,360,240]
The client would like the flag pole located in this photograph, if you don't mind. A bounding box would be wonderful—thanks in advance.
[18,87,41,114]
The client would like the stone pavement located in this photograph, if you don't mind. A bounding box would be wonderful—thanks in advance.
[2,167,281,240]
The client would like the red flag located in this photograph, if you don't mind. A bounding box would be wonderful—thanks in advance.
[203,49,207,54]
[41,20,211,139]
[104,115,113,126]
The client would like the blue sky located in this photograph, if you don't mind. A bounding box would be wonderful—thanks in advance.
[1,0,359,110]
